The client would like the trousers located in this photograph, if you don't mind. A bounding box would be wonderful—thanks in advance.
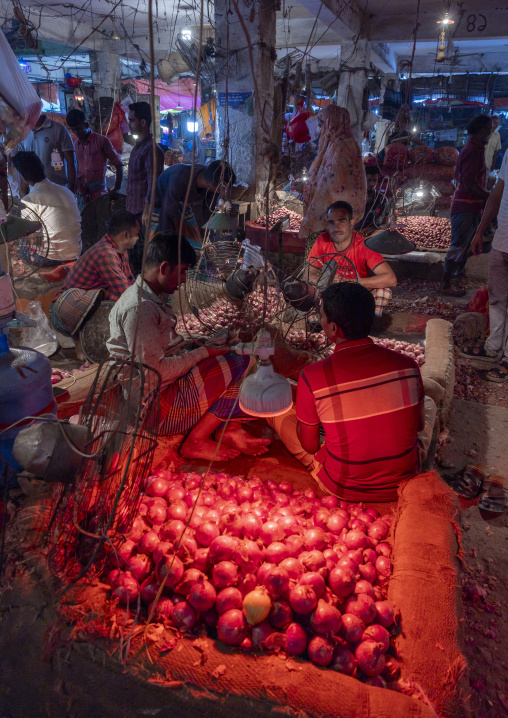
[484,248,508,363]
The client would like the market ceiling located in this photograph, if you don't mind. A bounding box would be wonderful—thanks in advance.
[1,0,507,75]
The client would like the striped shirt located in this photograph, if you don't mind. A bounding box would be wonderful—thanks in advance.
[296,338,424,502]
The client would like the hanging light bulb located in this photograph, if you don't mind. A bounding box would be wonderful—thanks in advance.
[236,331,293,418]
[437,12,454,24]
[301,168,308,182]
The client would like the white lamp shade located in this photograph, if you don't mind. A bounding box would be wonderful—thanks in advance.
[187,121,199,132]
[239,363,293,418]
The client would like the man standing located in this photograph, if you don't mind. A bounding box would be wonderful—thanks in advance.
[153,160,235,249]
[354,165,389,236]
[307,201,397,316]
[11,151,81,267]
[17,114,76,196]
[467,155,508,382]
[125,102,164,274]
[439,115,492,297]
[66,109,123,210]
[485,114,502,172]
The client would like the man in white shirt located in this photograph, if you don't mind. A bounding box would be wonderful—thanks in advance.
[107,232,271,461]
[469,152,508,381]
[12,151,82,266]
[485,114,502,171]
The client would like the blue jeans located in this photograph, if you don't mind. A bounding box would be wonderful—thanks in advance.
[443,212,481,276]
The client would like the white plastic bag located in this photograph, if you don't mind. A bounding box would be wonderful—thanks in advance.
[0,31,41,152]
[21,301,58,356]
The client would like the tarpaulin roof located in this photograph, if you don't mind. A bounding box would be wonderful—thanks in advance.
[124,77,200,111]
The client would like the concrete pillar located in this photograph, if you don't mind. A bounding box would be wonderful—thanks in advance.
[89,50,121,103]
[337,39,370,145]
[214,0,276,217]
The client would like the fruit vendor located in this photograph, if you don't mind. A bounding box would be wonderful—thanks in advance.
[48,209,140,361]
[268,282,436,502]
[307,200,397,316]
[107,232,271,461]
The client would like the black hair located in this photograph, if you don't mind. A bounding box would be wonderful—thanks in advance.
[66,109,86,127]
[200,160,236,187]
[129,101,152,128]
[11,151,45,183]
[467,115,492,136]
[326,200,354,219]
[106,209,140,236]
[365,165,380,176]
[145,231,197,269]
[321,282,375,340]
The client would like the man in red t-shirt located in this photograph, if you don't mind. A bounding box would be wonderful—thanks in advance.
[307,201,397,315]
[268,283,436,502]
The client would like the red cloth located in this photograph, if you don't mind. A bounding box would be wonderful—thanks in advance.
[289,111,311,143]
[54,234,134,302]
[74,131,123,189]
[307,230,385,279]
[296,338,424,502]
[102,102,126,154]
[451,138,487,215]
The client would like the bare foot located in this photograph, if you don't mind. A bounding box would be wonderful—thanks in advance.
[220,422,271,456]
[180,436,240,461]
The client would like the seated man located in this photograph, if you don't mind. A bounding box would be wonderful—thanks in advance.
[354,165,389,236]
[106,232,271,461]
[11,151,81,267]
[308,200,397,316]
[269,282,436,502]
[49,209,139,359]
[152,160,236,249]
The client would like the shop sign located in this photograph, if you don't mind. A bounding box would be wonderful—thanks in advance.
[218,91,253,112]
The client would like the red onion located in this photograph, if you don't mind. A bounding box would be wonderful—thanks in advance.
[355,639,385,676]
[127,516,148,542]
[203,606,219,628]
[278,481,292,494]
[341,614,366,644]
[336,556,357,573]
[172,601,197,631]
[208,535,238,565]
[217,609,248,646]
[331,646,357,676]
[284,535,305,558]
[118,539,136,563]
[304,488,316,500]
[195,521,220,547]
[345,594,377,625]
[147,499,167,526]
[344,530,369,550]
[260,520,285,544]
[349,504,363,518]
[185,475,200,490]
[327,514,348,535]
[375,542,391,557]
[188,576,216,612]
[284,622,307,656]
[167,500,188,522]
[216,587,243,615]
[155,554,184,587]
[365,508,378,520]
[289,585,317,615]
[273,491,290,507]
[375,600,395,628]
[310,599,342,636]
[205,509,220,524]
[175,568,204,596]
[358,563,377,584]
[328,566,355,599]
[212,560,238,589]
[112,573,139,604]
[241,513,262,540]
[149,597,173,621]
[269,600,293,628]
[166,484,186,503]
[250,621,275,650]
[375,555,392,578]
[323,548,339,572]
[159,520,185,542]
[175,535,198,563]
[299,571,326,599]
[300,550,326,573]
[145,475,169,498]
[264,567,290,599]
[363,548,377,564]
[234,540,265,574]
[321,495,339,510]
[349,518,368,532]
[265,480,277,492]
[137,530,160,556]
[265,542,289,565]
[357,512,375,525]
[127,553,152,583]
[237,485,253,504]
[355,580,375,600]
[193,547,209,572]
[304,527,327,551]
[278,515,301,537]
[308,636,334,667]
[140,576,162,604]
[314,508,331,528]
[368,521,389,541]
[363,624,390,652]
[279,557,305,581]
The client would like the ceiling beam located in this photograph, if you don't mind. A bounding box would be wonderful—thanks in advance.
[297,0,363,42]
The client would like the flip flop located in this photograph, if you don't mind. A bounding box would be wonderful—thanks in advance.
[479,475,508,513]
[483,362,508,383]
[459,343,497,362]
[443,465,486,499]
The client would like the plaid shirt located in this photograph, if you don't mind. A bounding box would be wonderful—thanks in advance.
[125,135,164,215]
[55,234,134,301]
[296,338,424,502]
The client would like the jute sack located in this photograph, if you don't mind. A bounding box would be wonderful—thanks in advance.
[389,471,469,718]
[420,319,455,421]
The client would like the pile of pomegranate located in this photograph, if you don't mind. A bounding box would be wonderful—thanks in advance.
[253,207,303,232]
[106,472,399,685]
[400,216,451,251]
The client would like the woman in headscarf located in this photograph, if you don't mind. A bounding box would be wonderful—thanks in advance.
[299,105,366,254]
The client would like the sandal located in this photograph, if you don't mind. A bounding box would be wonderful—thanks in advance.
[483,362,508,383]
[459,343,497,362]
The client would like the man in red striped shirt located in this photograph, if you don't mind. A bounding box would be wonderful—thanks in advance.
[270,283,434,502]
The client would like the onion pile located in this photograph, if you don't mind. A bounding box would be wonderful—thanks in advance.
[400,216,451,251]
[371,338,425,365]
[253,207,303,232]
[106,470,398,685]
[51,364,91,384]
